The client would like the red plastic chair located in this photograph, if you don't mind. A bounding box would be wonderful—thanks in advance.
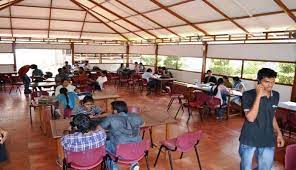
[166,86,184,111]
[107,140,150,169]
[154,130,203,170]
[8,75,23,94]
[175,91,209,124]
[63,146,106,170]
[285,112,296,138]
[29,91,50,124]
[139,78,148,91]
[285,144,296,170]
[275,109,289,134]
[128,106,153,148]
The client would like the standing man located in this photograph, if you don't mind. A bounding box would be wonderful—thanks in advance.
[18,64,33,94]
[239,68,284,170]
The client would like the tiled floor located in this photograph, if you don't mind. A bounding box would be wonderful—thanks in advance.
[0,85,294,170]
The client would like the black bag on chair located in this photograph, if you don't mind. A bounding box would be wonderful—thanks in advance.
[0,144,8,162]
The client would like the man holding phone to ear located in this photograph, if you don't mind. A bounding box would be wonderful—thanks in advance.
[239,68,284,170]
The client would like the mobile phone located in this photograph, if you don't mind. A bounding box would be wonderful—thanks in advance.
[257,80,261,84]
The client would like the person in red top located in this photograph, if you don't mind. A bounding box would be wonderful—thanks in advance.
[18,65,33,94]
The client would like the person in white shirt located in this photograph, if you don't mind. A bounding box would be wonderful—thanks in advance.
[141,68,157,95]
[96,70,108,90]
[84,60,91,71]
[55,78,76,96]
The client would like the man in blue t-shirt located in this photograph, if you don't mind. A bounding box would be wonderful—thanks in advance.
[239,68,284,170]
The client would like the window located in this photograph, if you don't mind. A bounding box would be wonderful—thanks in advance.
[140,55,155,66]
[158,55,180,69]
[0,53,14,64]
[74,54,100,63]
[128,54,141,64]
[15,49,71,75]
[179,57,203,72]
[101,54,124,63]
[206,58,242,77]
[243,61,295,85]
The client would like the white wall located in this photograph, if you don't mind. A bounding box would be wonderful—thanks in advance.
[170,69,201,84]
[89,63,121,72]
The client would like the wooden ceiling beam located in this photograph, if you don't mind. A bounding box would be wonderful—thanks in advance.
[13,4,85,11]
[47,0,53,38]
[72,0,146,41]
[79,12,87,39]
[150,0,208,35]
[273,0,296,23]
[114,0,180,37]
[0,16,101,24]
[202,0,249,33]
[0,0,24,11]
[8,6,13,37]
[0,27,120,34]
[88,0,159,39]
[70,0,129,41]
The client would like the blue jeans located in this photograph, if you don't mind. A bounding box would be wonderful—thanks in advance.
[22,74,31,93]
[239,143,275,170]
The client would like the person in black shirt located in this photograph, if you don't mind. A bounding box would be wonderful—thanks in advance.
[204,70,217,84]
[239,68,284,170]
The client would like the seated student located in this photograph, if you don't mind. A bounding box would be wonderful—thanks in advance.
[211,78,230,120]
[223,76,232,88]
[156,66,163,75]
[61,114,106,152]
[72,96,102,116]
[142,68,157,95]
[0,128,8,162]
[55,88,79,118]
[64,61,72,73]
[55,78,76,96]
[117,63,125,75]
[31,64,44,82]
[96,70,108,90]
[232,76,246,105]
[139,62,145,72]
[99,101,144,170]
[162,67,173,78]
[134,62,140,73]
[204,70,217,84]
[55,68,67,85]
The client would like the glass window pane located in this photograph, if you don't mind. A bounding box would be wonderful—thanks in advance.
[179,57,203,72]
[206,58,242,77]
[243,61,295,85]
[158,55,178,69]
[102,54,123,63]
[140,55,155,66]
[74,53,100,63]
[0,53,14,64]
[128,54,141,63]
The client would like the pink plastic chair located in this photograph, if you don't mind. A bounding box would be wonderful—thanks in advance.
[107,140,151,169]
[63,146,106,170]
[128,106,153,148]
[285,144,296,170]
[166,86,184,111]
[154,130,203,170]
[175,91,209,124]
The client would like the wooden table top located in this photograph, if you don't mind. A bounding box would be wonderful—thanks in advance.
[50,111,177,138]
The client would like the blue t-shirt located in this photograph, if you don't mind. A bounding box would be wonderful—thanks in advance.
[56,92,78,109]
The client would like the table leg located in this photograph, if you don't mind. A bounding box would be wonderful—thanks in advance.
[56,138,64,165]
[226,95,230,120]
[38,105,47,135]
